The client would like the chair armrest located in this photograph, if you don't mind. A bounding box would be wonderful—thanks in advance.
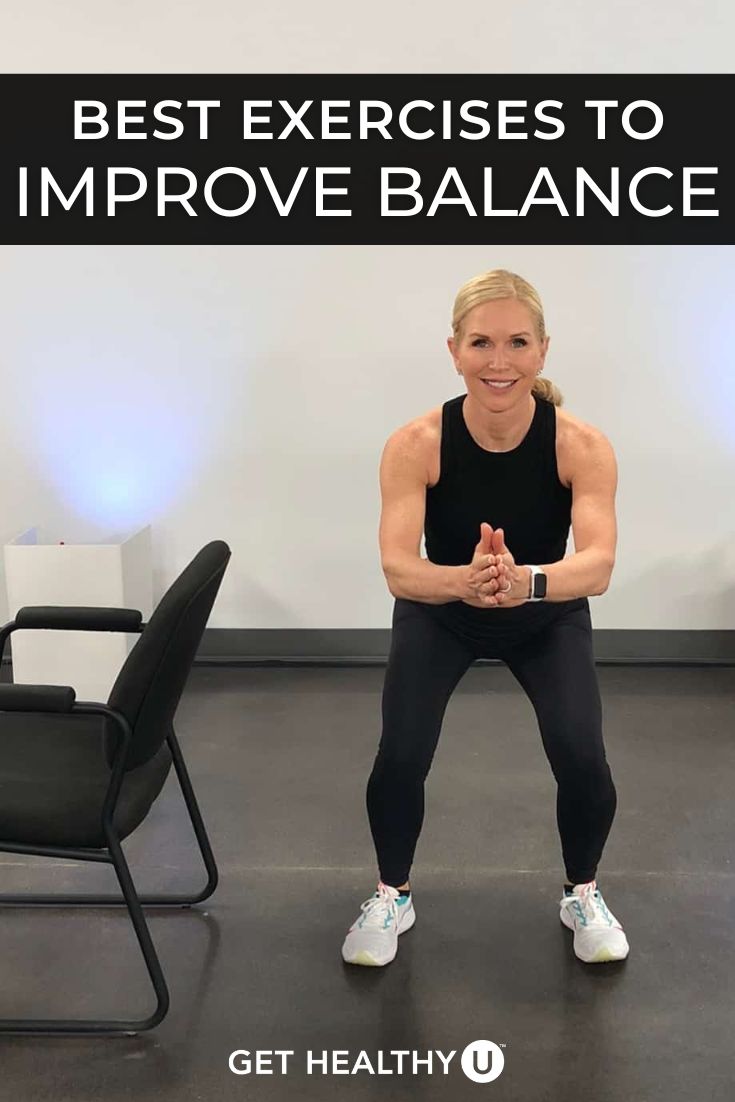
[0,683,76,712]
[13,607,144,632]
[0,607,144,673]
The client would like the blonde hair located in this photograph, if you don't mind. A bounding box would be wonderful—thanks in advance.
[451,269,563,407]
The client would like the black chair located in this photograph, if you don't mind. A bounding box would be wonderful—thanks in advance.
[0,539,231,1035]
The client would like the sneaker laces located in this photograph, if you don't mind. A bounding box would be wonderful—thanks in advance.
[356,882,400,931]
[561,881,620,929]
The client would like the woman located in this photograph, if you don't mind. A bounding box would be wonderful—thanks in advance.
[341,268,629,968]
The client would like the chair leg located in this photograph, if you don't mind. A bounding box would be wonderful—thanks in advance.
[0,730,218,909]
[0,831,169,1034]
[157,727,219,906]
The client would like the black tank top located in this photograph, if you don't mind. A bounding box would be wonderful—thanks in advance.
[419,391,584,646]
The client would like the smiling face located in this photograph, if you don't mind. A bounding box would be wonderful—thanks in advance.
[447,296,549,405]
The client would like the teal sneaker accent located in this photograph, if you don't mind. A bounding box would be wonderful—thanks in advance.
[571,899,588,926]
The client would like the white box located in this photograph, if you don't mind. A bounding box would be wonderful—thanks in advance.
[3,525,153,703]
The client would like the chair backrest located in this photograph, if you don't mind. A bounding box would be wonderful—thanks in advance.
[106,540,231,769]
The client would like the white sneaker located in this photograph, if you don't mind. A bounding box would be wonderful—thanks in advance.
[559,880,630,963]
[341,881,416,966]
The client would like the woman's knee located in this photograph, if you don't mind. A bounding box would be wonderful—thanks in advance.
[552,741,614,791]
[369,740,436,786]
[539,711,608,772]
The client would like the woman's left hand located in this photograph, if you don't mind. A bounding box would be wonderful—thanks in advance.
[464,524,530,609]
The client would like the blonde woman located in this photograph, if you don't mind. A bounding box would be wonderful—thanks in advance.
[342,269,629,968]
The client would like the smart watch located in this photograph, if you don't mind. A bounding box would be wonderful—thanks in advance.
[527,565,547,601]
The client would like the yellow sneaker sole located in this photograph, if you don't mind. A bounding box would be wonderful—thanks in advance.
[348,949,388,966]
[588,944,629,963]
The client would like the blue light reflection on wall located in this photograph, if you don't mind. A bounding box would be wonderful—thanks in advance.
[691,291,735,452]
[647,249,735,454]
[2,245,264,538]
[19,342,214,533]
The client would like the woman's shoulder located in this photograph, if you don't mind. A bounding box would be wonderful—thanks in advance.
[554,404,615,489]
[389,403,444,452]
[392,404,444,489]
[555,404,612,448]
[389,403,443,444]
[382,406,443,489]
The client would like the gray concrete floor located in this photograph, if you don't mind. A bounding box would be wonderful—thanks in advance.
[0,662,733,1101]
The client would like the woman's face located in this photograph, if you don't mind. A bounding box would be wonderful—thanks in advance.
[447,297,549,406]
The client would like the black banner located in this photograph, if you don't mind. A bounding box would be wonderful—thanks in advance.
[1,74,731,243]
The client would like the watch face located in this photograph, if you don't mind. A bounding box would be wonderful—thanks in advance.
[534,572,548,598]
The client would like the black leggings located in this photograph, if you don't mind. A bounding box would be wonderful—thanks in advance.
[366,598,617,887]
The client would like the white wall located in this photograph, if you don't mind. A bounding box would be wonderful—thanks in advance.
[1,244,734,630]
[1,0,731,73]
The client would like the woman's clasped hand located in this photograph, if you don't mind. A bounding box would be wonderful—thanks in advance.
[462,522,530,609]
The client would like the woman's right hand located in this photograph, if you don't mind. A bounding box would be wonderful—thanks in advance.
[461,547,504,607]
